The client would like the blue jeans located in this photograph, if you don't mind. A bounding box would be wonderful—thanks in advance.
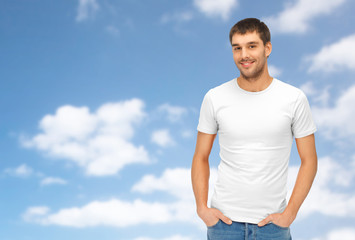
[207,220,292,240]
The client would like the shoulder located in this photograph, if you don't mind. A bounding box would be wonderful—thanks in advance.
[274,79,313,115]
[275,78,302,93]
[274,78,304,99]
[206,79,235,97]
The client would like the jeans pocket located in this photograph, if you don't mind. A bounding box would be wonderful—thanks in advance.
[270,222,289,230]
[207,219,221,228]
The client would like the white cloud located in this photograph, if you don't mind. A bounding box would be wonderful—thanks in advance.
[299,81,330,106]
[23,206,50,223]
[76,0,99,22]
[162,0,237,25]
[264,0,346,34]
[151,129,175,147]
[40,177,67,186]
[299,81,317,96]
[22,198,202,228]
[161,11,194,24]
[311,228,355,240]
[268,65,282,78]
[193,0,238,20]
[4,164,33,178]
[158,103,187,123]
[23,199,175,227]
[310,84,355,141]
[23,167,218,228]
[181,130,194,139]
[305,34,355,73]
[21,99,150,176]
[105,25,120,36]
[132,168,191,200]
[288,156,355,219]
[132,167,218,205]
[134,235,194,240]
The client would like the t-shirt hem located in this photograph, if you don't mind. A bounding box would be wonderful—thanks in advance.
[212,203,268,224]
[294,127,317,139]
[227,216,264,225]
[197,126,217,135]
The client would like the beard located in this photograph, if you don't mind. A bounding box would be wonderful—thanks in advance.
[238,61,266,81]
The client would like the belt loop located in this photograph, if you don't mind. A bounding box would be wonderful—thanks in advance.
[245,222,248,240]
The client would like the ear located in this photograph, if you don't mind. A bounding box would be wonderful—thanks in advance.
[265,41,272,58]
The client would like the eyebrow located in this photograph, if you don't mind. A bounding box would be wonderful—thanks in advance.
[232,41,260,47]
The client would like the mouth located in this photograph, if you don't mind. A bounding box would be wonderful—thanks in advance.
[240,61,255,68]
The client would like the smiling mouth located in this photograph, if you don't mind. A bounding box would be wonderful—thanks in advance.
[240,61,255,67]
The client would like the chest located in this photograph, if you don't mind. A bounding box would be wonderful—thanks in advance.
[216,97,293,142]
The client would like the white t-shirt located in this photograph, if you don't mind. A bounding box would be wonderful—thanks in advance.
[197,78,317,224]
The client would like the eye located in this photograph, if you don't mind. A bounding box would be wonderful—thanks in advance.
[249,45,256,49]
[233,47,241,51]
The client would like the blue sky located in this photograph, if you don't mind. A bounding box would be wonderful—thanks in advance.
[1,0,355,239]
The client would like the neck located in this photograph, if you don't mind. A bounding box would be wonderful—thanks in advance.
[238,67,272,92]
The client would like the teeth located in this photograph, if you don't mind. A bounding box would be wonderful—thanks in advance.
[241,61,254,66]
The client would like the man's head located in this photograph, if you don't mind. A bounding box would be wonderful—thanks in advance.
[230,18,272,80]
[229,18,270,46]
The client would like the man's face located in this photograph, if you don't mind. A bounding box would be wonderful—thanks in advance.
[231,31,272,80]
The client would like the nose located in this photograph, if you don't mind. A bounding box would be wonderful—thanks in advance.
[241,48,249,59]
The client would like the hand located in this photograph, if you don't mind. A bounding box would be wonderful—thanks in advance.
[257,212,295,228]
[197,207,232,227]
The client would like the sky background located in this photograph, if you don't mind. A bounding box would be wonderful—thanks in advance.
[1,0,355,239]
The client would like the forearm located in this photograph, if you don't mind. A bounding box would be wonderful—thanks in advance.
[191,154,210,213]
[284,157,317,219]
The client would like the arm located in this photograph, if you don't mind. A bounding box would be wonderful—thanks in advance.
[258,133,318,227]
[191,131,232,226]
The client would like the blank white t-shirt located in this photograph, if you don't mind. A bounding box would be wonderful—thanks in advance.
[197,78,317,224]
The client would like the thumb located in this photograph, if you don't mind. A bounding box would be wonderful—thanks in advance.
[218,213,232,225]
[258,215,272,227]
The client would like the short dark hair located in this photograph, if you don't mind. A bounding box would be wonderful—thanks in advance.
[229,18,271,45]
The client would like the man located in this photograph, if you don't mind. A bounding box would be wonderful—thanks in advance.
[191,18,318,240]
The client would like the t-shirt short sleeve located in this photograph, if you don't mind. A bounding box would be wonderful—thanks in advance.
[197,90,218,134]
[291,91,317,138]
